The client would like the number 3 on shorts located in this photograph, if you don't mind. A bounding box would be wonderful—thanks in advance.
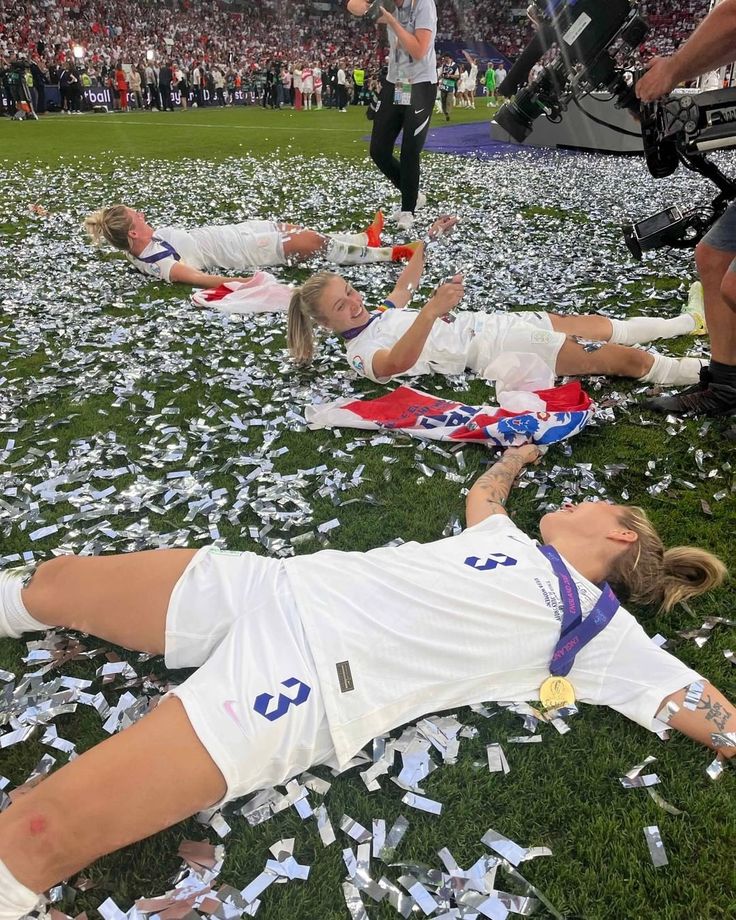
[253,676,312,721]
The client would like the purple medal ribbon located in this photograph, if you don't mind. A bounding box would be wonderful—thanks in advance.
[340,313,379,341]
[538,544,619,677]
[340,300,396,341]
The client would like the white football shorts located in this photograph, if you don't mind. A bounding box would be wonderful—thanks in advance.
[469,310,566,376]
[165,547,337,803]
[236,220,286,268]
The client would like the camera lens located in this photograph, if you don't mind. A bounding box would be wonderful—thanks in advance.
[495,101,533,142]
[495,88,545,143]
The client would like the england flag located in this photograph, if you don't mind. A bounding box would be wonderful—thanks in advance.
[306,382,594,447]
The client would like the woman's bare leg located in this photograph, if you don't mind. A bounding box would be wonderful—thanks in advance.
[554,335,703,384]
[21,549,197,655]
[549,313,614,340]
[554,335,654,378]
[0,696,226,894]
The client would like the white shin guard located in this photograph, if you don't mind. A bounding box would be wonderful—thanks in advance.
[0,859,40,920]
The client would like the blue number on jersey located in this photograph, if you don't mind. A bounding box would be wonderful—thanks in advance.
[464,554,517,571]
[253,677,311,721]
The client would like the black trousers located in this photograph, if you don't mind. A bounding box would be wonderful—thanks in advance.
[159,83,173,110]
[440,88,454,116]
[336,84,347,110]
[369,80,436,213]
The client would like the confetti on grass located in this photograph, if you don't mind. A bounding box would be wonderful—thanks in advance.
[643,825,669,868]
[0,151,730,917]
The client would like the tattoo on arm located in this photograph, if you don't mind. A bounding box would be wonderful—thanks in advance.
[472,455,523,510]
[697,694,732,731]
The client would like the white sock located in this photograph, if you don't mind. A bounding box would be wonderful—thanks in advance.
[324,237,390,264]
[640,354,704,386]
[0,859,40,920]
[0,569,47,639]
[609,314,695,346]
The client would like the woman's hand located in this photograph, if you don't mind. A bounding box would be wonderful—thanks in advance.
[503,444,545,466]
[346,0,372,16]
[375,6,396,26]
[428,215,458,240]
[426,274,464,318]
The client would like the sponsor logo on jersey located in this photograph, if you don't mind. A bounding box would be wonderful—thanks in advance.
[352,355,365,373]
[464,554,518,571]
[336,660,355,693]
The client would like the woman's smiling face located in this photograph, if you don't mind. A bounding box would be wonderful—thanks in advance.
[316,274,370,333]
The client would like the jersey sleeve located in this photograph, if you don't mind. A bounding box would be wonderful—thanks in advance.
[128,240,180,282]
[465,513,527,538]
[346,328,395,384]
[414,0,437,31]
[602,622,703,732]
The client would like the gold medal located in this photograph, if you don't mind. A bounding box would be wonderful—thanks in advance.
[539,675,576,710]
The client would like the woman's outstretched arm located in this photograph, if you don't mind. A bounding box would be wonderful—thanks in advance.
[169,261,254,289]
[465,444,542,527]
[371,274,464,379]
[386,216,457,309]
[660,682,736,757]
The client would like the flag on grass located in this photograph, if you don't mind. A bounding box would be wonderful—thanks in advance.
[191,273,292,314]
[306,382,594,447]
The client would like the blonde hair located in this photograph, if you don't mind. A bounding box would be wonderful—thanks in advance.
[607,506,727,613]
[83,205,133,252]
[287,271,337,364]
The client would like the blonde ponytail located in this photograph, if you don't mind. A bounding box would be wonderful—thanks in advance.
[660,546,728,613]
[286,271,336,364]
[83,205,133,252]
[607,507,727,612]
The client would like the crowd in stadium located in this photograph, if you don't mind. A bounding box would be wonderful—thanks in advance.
[0,0,713,114]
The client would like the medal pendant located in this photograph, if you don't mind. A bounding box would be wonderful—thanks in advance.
[539,675,576,710]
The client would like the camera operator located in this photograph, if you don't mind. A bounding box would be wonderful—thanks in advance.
[637,0,736,419]
[347,0,438,231]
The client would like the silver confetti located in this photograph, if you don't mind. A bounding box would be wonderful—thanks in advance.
[643,825,668,868]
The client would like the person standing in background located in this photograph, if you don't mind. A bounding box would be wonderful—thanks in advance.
[439,53,459,121]
[484,60,496,104]
[495,61,507,97]
[191,62,202,107]
[313,62,323,109]
[175,65,188,110]
[463,51,478,108]
[158,60,174,111]
[129,66,143,109]
[145,61,159,109]
[347,0,438,231]
[352,64,365,104]
[282,65,293,107]
[301,61,314,110]
[336,59,347,111]
[293,61,303,110]
[115,63,128,111]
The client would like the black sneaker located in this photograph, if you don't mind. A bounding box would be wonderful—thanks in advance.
[646,377,736,416]
[645,365,709,414]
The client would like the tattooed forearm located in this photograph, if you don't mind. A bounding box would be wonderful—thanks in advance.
[697,694,732,731]
[471,454,525,508]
